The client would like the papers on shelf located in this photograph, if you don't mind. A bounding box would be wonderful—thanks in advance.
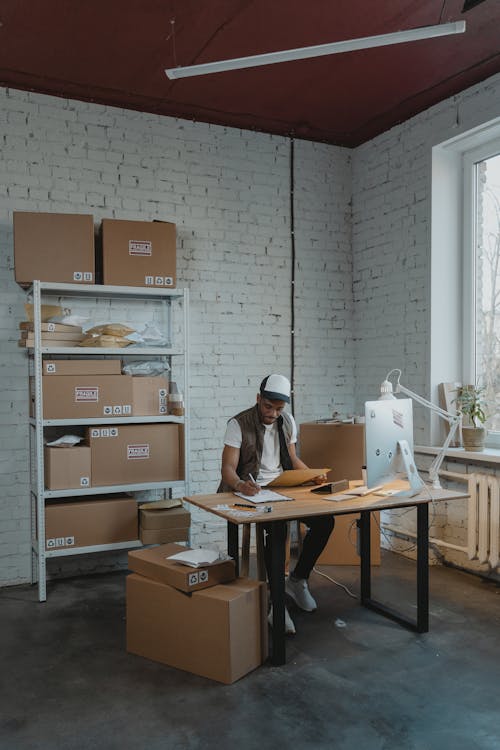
[267,468,330,487]
[234,489,292,503]
[166,548,231,568]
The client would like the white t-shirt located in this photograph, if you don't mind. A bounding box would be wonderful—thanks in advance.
[223,415,298,486]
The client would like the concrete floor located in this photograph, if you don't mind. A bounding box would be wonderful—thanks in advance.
[1,552,499,750]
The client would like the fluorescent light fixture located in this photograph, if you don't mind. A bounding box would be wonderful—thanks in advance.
[165,20,466,80]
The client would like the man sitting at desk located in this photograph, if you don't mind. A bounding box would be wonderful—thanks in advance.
[219,374,334,635]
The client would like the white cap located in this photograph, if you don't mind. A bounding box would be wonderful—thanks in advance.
[260,374,291,403]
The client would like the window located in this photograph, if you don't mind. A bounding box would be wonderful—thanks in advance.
[463,139,500,443]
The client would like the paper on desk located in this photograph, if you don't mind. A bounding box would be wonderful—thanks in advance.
[166,548,231,568]
[234,489,292,503]
[344,485,383,496]
[320,493,352,502]
[267,468,330,487]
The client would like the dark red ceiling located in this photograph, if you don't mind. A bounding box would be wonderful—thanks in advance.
[0,0,498,146]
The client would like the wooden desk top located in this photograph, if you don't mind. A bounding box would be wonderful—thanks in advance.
[184,481,469,525]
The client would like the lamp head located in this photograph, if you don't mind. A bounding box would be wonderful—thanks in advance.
[379,369,402,400]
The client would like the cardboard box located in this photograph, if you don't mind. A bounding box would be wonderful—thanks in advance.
[140,527,190,545]
[20,330,85,342]
[88,424,183,486]
[132,376,169,416]
[128,542,234,592]
[44,496,138,550]
[20,322,83,334]
[299,422,365,483]
[14,211,95,286]
[44,445,91,490]
[314,512,381,566]
[43,359,122,376]
[126,573,266,684]
[139,506,190,530]
[102,219,176,288]
[39,374,132,419]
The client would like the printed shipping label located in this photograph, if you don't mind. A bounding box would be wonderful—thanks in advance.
[129,240,152,257]
[75,387,99,402]
[127,443,150,459]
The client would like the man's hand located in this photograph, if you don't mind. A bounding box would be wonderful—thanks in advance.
[312,473,328,485]
[236,478,261,496]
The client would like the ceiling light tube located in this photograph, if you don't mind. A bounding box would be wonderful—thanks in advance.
[165,20,466,80]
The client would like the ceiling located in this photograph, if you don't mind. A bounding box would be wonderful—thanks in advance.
[0,0,499,147]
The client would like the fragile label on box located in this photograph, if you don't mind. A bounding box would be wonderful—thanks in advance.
[129,240,152,256]
[128,444,150,459]
[75,387,99,402]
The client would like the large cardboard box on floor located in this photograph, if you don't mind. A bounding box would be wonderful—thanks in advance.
[139,505,190,545]
[101,219,176,288]
[13,211,95,286]
[35,374,133,419]
[128,542,233,592]
[132,376,169,416]
[126,573,267,684]
[44,496,138,551]
[314,512,381,566]
[88,423,183,486]
[44,445,91,490]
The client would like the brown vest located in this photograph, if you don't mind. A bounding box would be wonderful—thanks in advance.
[218,404,294,492]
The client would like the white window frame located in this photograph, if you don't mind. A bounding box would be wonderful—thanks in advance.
[462,138,500,447]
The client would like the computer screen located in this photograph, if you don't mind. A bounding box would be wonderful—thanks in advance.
[364,398,424,497]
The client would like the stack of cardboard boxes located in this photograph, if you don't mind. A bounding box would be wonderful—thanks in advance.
[127,543,267,684]
[13,212,176,289]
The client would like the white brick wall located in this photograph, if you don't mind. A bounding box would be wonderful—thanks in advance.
[0,87,352,586]
[352,71,500,577]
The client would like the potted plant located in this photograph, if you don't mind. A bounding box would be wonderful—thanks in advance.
[456,384,488,451]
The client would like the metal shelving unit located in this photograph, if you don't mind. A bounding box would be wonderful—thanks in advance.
[27,280,190,601]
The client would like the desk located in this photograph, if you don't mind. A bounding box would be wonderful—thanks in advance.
[184,482,468,666]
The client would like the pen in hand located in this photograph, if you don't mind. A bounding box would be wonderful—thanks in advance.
[248,473,260,492]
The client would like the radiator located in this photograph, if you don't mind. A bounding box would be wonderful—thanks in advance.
[466,473,500,568]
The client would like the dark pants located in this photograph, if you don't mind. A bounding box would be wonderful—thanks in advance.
[263,515,335,583]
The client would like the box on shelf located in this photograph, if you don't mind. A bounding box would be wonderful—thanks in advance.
[132,376,169,416]
[87,423,183,486]
[44,445,91,490]
[101,219,176,288]
[42,359,122,376]
[32,374,133,419]
[20,330,85,348]
[44,496,138,551]
[139,505,190,545]
[13,211,95,287]
[20,322,83,334]
[126,573,267,684]
[128,542,233,592]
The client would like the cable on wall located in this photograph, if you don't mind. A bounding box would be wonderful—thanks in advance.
[290,136,296,414]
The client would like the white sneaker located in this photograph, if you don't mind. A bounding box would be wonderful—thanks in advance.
[267,605,296,635]
[285,576,317,612]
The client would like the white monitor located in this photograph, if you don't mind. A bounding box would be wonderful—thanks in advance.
[364,398,424,497]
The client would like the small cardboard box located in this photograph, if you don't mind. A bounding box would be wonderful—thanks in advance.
[44,445,91,490]
[44,496,138,550]
[140,527,190,545]
[139,506,190,530]
[87,424,182,486]
[102,219,176,288]
[132,376,169,416]
[20,322,83,334]
[126,573,267,684]
[43,359,122,376]
[14,211,95,287]
[39,374,133,419]
[128,542,235,592]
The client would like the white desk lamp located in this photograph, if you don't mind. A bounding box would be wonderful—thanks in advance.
[380,369,462,490]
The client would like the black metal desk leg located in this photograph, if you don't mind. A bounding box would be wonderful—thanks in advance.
[227,521,239,578]
[416,502,429,633]
[268,520,287,666]
[358,511,372,603]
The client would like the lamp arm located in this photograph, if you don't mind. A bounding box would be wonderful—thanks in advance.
[393,379,462,489]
